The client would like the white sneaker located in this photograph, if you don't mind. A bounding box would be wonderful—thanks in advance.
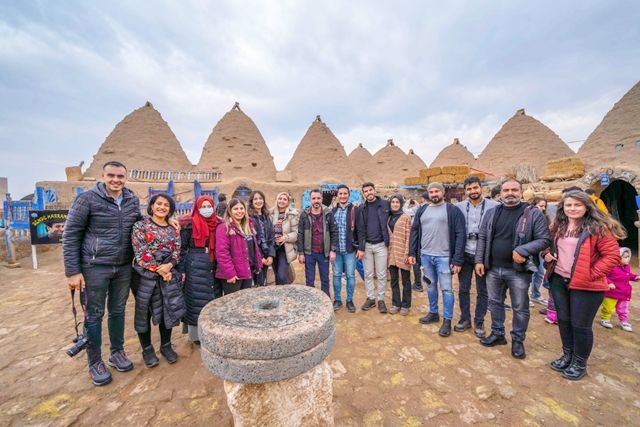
[620,322,633,332]
[600,319,613,329]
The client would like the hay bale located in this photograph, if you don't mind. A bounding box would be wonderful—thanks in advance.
[454,174,469,183]
[404,177,426,186]
[441,165,470,175]
[429,174,455,183]
[469,172,486,182]
[544,190,563,202]
[419,167,442,179]
[523,188,535,201]
[541,157,585,181]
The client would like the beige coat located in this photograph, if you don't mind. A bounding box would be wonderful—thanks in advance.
[387,214,411,271]
[271,206,300,263]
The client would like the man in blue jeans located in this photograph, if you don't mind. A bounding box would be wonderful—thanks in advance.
[297,189,336,297]
[474,179,551,359]
[329,185,359,312]
[409,182,466,337]
[63,161,140,386]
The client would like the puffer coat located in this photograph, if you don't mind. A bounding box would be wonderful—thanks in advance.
[63,182,141,277]
[132,266,186,332]
[178,224,219,326]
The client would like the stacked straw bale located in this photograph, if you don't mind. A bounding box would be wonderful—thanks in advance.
[541,157,585,182]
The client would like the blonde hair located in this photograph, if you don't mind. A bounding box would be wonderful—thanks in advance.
[274,192,291,211]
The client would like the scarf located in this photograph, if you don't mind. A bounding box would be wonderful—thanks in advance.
[191,195,217,261]
[388,194,404,232]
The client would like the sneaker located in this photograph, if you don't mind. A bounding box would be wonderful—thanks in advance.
[531,296,548,305]
[346,301,356,313]
[529,301,535,308]
[412,283,424,292]
[389,305,400,314]
[142,345,160,368]
[620,322,633,332]
[160,343,178,364]
[474,323,486,338]
[454,319,471,332]
[419,312,440,324]
[504,303,511,310]
[89,361,112,386]
[333,300,343,312]
[544,317,557,325]
[400,307,409,316]
[107,350,134,372]
[361,298,376,311]
[378,300,388,314]
[600,319,613,329]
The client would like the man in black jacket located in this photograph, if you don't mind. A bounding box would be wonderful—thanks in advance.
[329,185,359,313]
[474,179,551,359]
[63,161,140,386]
[408,182,466,337]
[297,189,337,297]
[356,182,390,313]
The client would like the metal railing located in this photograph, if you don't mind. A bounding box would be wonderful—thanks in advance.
[128,169,221,182]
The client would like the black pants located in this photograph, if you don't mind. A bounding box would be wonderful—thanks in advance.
[223,278,253,295]
[412,263,421,286]
[274,245,291,285]
[253,265,269,287]
[549,273,604,359]
[138,311,172,348]
[389,265,412,308]
[458,252,488,325]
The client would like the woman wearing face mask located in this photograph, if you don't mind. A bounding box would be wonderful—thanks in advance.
[248,190,275,286]
[271,192,300,285]
[543,190,624,380]
[216,198,263,294]
[131,193,184,367]
[177,195,219,344]
[387,194,412,315]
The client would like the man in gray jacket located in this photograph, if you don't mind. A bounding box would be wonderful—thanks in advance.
[474,179,551,359]
[63,161,140,386]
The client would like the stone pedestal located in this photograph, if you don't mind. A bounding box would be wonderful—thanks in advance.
[199,285,336,426]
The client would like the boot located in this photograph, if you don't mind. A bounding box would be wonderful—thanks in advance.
[550,348,573,372]
[438,319,452,337]
[160,343,178,364]
[562,355,587,381]
[142,345,159,368]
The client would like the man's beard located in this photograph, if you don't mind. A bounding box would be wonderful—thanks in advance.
[503,195,520,205]
[468,193,481,200]
[430,197,442,204]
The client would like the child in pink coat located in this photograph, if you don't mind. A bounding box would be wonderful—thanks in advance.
[600,247,638,332]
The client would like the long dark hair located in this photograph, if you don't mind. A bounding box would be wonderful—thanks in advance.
[248,190,270,217]
[550,190,626,239]
[529,196,549,224]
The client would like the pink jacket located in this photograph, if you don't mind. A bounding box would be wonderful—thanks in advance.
[604,264,639,301]
[215,220,263,280]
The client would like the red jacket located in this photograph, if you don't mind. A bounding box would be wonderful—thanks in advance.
[547,232,620,292]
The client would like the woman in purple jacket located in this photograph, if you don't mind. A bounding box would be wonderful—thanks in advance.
[215,198,263,294]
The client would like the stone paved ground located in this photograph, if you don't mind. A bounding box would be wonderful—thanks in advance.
[1,247,639,426]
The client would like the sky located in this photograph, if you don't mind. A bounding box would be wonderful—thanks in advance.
[1,1,639,198]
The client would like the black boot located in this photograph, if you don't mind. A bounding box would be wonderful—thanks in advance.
[550,348,573,372]
[142,345,159,368]
[562,355,587,381]
[160,343,178,364]
[439,319,452,337]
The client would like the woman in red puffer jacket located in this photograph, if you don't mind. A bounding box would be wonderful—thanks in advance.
[543,190,626,381]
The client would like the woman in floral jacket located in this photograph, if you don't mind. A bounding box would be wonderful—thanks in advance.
[132,193,184,368]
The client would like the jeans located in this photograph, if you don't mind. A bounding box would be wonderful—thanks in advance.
[82,264,132,365]
[389,265,412,308]
[333,251,356,302]
[530,254,545,299]
[305,252,331,297]
[364,242,388,300]
[274,245,291,285]
[457,252,488,326]
[355,259,365,280]
[550,273,604,359]
[486,267,531,342]
[420,254,454,320]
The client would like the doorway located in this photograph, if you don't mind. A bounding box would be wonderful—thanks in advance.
[600,180,639,251]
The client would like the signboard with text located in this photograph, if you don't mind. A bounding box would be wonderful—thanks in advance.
[29,210,68,245]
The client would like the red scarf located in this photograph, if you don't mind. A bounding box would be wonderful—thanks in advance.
[191,196,217,261]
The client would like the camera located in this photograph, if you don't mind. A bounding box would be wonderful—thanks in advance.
[467,232,479,241]
[67,334,88,357]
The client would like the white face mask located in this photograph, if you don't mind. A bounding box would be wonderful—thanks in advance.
[199,207,214,218]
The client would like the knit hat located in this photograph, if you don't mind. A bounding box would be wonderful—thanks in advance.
[620,247,631,257]
[427,182,445,193]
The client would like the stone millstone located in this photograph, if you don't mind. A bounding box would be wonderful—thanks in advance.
[199,285,336,384]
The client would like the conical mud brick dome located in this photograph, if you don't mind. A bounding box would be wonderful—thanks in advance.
[285,115,360,185]
[578,81,640,174]
[431,138,476,167]
[197,102,276,181]
[475,109,574,178]
[370,139,410,185]
[348,143,373,179]
[85,102,192,178]
[406,149,428,174]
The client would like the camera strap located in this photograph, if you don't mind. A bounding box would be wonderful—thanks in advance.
[465,199,486,232]
[70,288,88,337]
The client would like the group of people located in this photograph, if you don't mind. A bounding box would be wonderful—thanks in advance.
[63,160,635,387]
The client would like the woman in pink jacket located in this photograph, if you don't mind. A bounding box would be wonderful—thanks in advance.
[215,198,263,295]
[600,247,639,332]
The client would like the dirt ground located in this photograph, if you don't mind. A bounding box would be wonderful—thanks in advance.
[1,247,639,426]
